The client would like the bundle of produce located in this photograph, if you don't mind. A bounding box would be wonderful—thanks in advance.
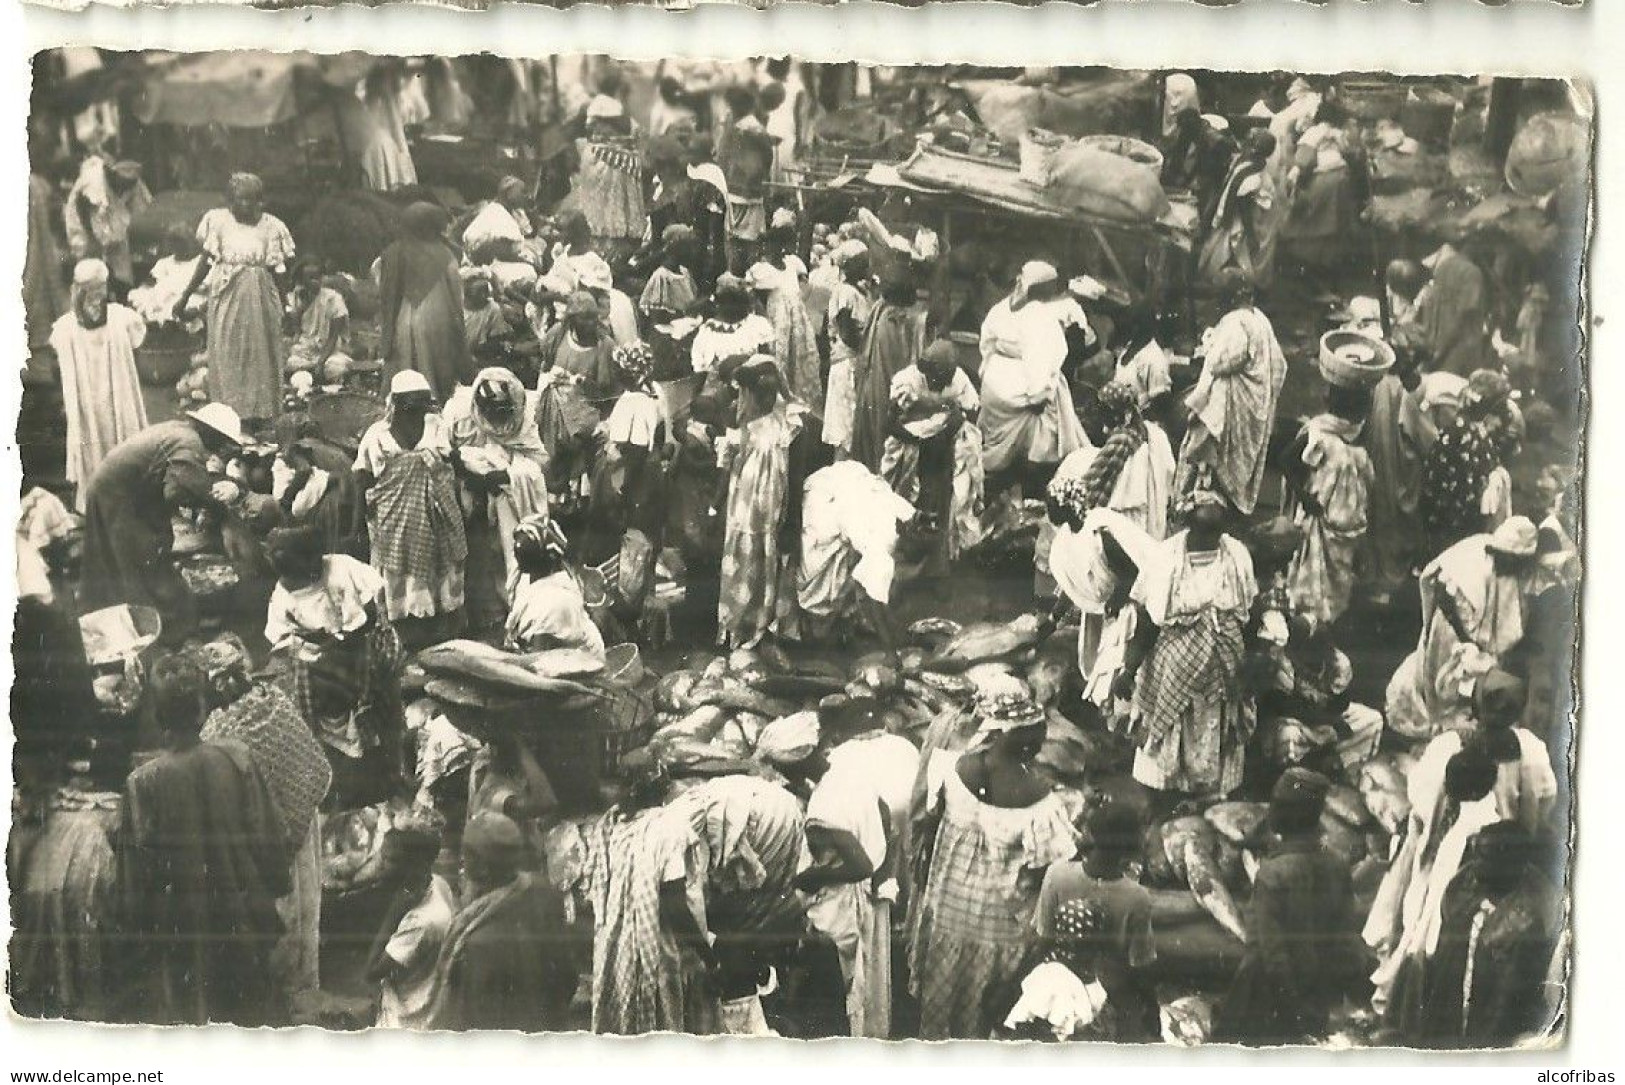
[321,800,415,893]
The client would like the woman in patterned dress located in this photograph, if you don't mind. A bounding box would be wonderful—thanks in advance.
[1421,369,1518,560]
[909,680,1078,1039]
[716,355,804,648]
[1117,492,1259,800]
[353,371,468,642]
[583,753,719,1035]
[1284,382,1376,626]
[179,173,295,425]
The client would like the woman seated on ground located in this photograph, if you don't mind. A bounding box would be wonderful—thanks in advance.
[504,513,607,662]
[285,260,352,376]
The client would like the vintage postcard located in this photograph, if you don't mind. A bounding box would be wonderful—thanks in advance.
[13,49,1585,1051]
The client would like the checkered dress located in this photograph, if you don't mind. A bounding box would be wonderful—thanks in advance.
[909,764,1077,1040]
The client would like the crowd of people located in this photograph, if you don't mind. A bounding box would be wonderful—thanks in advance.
[13,59,1580,1047]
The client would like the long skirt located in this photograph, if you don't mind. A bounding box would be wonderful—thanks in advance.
[387,288,468,401]
[11,807,120,1019]
[271,820,322,997]
[206,266,284,421]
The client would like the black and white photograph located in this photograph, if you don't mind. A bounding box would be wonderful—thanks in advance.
[12,50,1586,1048]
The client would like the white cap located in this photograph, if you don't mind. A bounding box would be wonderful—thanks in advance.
[186,402,245,446]
[389,370,433,397]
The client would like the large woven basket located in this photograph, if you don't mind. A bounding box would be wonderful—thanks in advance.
[1076,134,1165,174]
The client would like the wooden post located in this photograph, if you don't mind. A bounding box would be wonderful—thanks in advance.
[1484,77,1523,167]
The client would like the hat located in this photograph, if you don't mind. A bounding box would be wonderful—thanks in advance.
[1486,515,1539,558]
[1474,668,1527,729]
[186,402,245,446]
[389,370,433,397]
[586,94,625,121]
[72,258,110,287]
[463,812,524,863]
[1201,113,1230,132]
[572,253,614,293]
[513,512,568,560]
[564,290,601,318]
[745,261,783,292]
[832,239,868,266]
[1271,766,1330,815]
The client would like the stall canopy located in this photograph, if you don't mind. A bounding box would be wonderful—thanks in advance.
[133,51,377,129]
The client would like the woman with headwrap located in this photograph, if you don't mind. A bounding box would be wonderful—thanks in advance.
[581,751,720,1035]
[378,202,469,401]
[1413,237,1495,377]
[746,259,822,411]
[822,243,875,457]
[881,338,985,568]
[1062,380,1175,542]
[581,343,670,600]
[1282,99,1362,288]
[504,514,606,661]
[354,371,468,635]
[51,258,147,513]
[691,274,776,393]
[569,95,647,263]
[273,432,366,559]
[977,261,1090,492]
[1173,268,1287,515]
[909,680,1078,1039]
[195,634,332,1003]
[1421,369,1518,557]
[1284,377,1378,626]
[1116,492,1258,798]
[444,367,550,627]
[178,173,295,424]
[718,355,805,649]
[64,155,151,289]
[1197,129,1281,289]
[264,523,404,810]
[851,263,930,472]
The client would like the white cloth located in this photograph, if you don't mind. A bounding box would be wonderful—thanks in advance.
[1004,961,1110,1040]
[129,255,203,324]
[17,488,76,604]
[691,315,775,375]
[264,554,388,654]
[978,296,1088,472]
[463,202,527,252]
[505,570,607,660]
[607,391,664,450]
[796,462,916,616]
[50,305,149,511]
[604,289,641,347]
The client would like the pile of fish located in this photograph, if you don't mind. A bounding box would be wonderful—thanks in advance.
[641,614,1062,781]
[1138,748,1418,944]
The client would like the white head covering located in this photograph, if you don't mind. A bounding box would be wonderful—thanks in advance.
[73,258,110,288]
[389,370,433,397]
[686,162,728,198]
[571,252,614,292]
[1487,515,1539,558]
[770,206,797,231]
[745,261,783,292]
[833,239,868,265]
[1020,260,1059,288]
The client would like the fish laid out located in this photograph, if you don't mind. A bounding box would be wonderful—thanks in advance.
[925,614,1044,672]
[418,640,602,699]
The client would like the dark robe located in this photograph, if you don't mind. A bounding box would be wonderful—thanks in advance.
[114,739,292,1026]
[1217,837,1366,1044]
[428,873,576,1032]
[850,301,928,472]
[1410,864,1562,1048]
[79,421,214,630]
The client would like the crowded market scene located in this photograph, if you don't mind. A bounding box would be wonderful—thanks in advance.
[12,51,1586,1046]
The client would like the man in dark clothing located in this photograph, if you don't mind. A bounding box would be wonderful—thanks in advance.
[113,653,293,1026]
[426,812,577,1031]
[1415,823,1563,1048]
[1218,767,1366,1044]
